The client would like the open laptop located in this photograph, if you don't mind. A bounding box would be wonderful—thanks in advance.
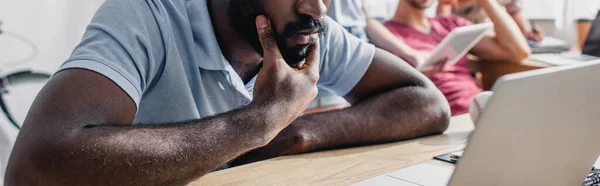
[353,61,600,186]
[529,11,600,65]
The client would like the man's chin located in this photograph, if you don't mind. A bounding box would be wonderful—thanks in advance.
[281,45,310,68]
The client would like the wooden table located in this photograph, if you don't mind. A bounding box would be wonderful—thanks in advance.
[191,115,475,186]
[467,56,552,90]
[192,114,600,185]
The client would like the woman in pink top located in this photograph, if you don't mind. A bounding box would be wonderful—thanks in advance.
[375,0,531,116]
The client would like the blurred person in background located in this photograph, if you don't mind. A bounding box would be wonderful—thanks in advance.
[437,0,544,41]
[383,0,531,115]
[312,0,430,111]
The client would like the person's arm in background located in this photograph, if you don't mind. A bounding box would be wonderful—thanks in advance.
[361,3,428,66]
[436,2,454,16]
[458,0,531,62]
[507,2,544,42]
[365,17,429,66]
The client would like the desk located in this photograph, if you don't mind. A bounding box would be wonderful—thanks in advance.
[191,115,474,186]
[193,114,600,185]
[468,56,552,90]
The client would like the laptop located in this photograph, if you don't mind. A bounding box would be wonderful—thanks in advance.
[353,61,600,186]
[529,11,600,65]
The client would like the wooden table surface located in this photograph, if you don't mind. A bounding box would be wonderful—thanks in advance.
[468,56,553,90]
[191,115,475,186]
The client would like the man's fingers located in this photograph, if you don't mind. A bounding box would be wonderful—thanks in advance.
[437,58,449,72]
[256,15,283,61]
[302,42,321,81]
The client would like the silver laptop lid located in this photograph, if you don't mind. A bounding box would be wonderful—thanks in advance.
[448,62,600,186]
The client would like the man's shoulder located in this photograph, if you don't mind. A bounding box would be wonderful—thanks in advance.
[382,20,408,32]
[96,0,189,19]
[432,15,473,29]
[433,15,470,23]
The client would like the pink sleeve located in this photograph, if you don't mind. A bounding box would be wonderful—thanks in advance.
[435,15,474,30]
[450,15,473,27]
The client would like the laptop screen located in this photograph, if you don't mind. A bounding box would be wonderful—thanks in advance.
[582,10,600,57]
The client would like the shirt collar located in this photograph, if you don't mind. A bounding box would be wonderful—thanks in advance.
[186,0,228,71]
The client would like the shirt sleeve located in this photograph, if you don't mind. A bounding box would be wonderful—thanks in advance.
[317,17,376,96]
[449,15,474,28]
[57,0,166,108]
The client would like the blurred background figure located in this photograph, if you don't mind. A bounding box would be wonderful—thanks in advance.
[436,0,544,42]
[383,0,531,115]
[327,0,369,40]
[327,0,438,73]
[308,0,424,113]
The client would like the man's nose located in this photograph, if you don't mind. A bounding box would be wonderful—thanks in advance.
[296,0,327,20]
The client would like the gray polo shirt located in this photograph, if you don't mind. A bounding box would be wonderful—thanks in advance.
[327,0,367,28]
[58,0,375,125]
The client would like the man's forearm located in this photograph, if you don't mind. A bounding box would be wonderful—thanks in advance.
[436,4,453,17]
[294,85,450,153]
[510,11,533,35]
[365,18,416,59]
[480,0,530,60]
[7,104,277,186]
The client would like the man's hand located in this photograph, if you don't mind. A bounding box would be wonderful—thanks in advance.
[400,50,431,68]
[251,15,320,136]
[526,26,544,42]
[420,58,449,78]
[400,51,448,78]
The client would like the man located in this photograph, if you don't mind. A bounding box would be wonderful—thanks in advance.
[327,0,369,40]
[384,0,531,115]
[328,0,432,78]
[5,0,450,185]
[311,0,423,111]
[437,0,545,41]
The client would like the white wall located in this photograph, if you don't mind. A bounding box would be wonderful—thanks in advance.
[0,0,105,72]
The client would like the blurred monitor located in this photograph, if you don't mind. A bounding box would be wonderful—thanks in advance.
[582,10,600,57]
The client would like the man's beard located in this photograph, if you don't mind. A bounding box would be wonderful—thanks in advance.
[407,0,433,9]
[228,0,327,67]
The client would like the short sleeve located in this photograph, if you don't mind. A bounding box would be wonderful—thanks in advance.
[450,15,474,28]
[436,15,474,31]
[317,17,376,96]
[57,0,166,108]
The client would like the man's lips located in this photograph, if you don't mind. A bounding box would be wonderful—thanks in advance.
[289,33,318,45]
[288,29,319,45]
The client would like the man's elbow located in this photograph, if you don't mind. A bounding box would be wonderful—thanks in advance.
[5,150,46,185]
[422,84,451,134]
[5,139,70,185]
[432,97,451,134]
[512,46,532,62]
[503,44,532,63]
